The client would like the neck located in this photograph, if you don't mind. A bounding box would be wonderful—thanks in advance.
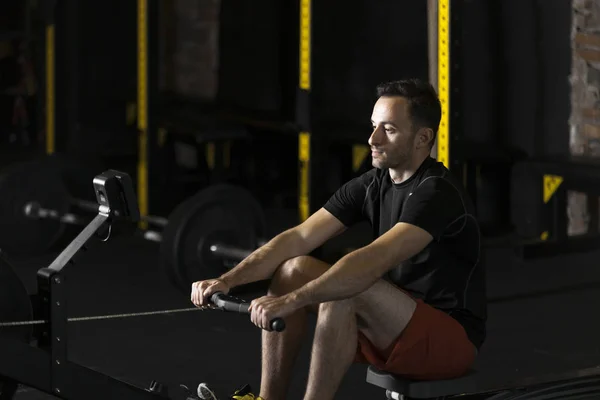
[388,153,429,184]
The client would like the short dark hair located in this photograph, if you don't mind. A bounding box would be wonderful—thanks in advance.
[376,79,441,147]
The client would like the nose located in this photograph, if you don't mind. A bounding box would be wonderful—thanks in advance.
[368,125,384,147]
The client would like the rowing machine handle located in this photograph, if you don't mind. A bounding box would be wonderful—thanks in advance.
[210,292,286,332]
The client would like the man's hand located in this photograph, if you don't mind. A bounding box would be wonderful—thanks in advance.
[191,278,230,307]
[248,294,301,331]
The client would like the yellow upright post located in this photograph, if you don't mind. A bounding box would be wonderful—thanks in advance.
[137,0,149,229]
[298,0,312,222]
[46,24,55,154]
[437,0,450,168]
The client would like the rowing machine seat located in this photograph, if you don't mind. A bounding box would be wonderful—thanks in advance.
[366,366,479,399]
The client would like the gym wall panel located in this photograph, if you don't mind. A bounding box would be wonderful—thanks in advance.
[65,0,137,154]
[457,0,499,146]
[311,0,429,132]
[496,0,571,159]
[497,0,540,158]
[538,0,571,157]
[217,0,288,116]
[159,0,221,101]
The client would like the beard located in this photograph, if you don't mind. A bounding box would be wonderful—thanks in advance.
[372,146,413,170]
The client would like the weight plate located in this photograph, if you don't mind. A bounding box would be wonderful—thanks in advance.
[0,251,33,343]
[0,160,70,255]
[160,184,268,294]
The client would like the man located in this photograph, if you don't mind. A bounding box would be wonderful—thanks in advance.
[191,78,487,400]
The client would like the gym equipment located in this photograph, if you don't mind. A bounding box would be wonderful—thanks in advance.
[0,158,269,294]
[159,184,268,294]
[511,156,600,259]
[0,160,72,255]
[0,158,168,255]
[0,250,33,345]
[0,169,282,400]
[366,364,600,399]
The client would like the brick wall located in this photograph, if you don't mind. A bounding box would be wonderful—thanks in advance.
[160,0,220,100]
[568,0,600,235]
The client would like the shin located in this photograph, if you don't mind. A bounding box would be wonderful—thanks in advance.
[259,256,329,400]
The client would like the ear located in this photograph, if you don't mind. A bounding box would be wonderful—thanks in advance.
[416,128,434,149]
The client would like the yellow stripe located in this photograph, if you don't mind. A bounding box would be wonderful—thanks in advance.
[437,0,450,168]
[299,132,311,222]
[126,102,137,126]
[206,142,215,170]
[352,144,370,172]
[46,25,55,155]
[299,0,311,90]
[137,0,148,228]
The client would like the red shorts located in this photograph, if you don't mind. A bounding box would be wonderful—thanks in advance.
[354,299,476,380]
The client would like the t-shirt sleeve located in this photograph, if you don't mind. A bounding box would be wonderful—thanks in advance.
[398,177,465,239]
[323,173,372,227]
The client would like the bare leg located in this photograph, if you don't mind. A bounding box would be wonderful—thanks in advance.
[260,256,329,400]
[303,299,357,400]
[303,280,418,400]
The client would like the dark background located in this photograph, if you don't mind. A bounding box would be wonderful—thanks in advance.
[6,2,600,400]
[0,0,576,250]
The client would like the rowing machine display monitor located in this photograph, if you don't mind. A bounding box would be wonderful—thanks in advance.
[92,170,140,222]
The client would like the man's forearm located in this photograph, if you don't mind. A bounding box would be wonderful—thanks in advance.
[219,229,307,288]
[290,246,383,307]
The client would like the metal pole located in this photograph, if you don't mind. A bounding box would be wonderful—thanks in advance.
[428,0,439,159]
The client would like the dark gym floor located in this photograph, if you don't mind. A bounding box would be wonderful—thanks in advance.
[6,209,600,399]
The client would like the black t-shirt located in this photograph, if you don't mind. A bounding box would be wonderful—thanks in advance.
[323,156,487,350]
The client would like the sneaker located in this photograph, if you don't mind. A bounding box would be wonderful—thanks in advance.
[178,384,202,400]
[197,383,218,400]
[230,384,264,400]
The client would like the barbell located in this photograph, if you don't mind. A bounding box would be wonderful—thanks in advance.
[0,158,270,294]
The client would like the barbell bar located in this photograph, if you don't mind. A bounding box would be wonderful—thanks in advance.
[21,190,268,271]
[71,197,170,228]
[156,184,269,293]
[25,199,169,229]
[0,157,168,254]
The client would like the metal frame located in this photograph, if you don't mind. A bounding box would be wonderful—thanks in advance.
[517,157,600,258]
[43,0,56,155]
[0,170,188,398]
[297,0,312,222]
[137,0,160,228]
[137,0,313,222]
[433,0,467,189]
[0,213,176,399]
[436,0,450,169]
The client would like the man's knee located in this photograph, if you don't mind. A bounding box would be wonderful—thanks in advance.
[318,298,355,318]
[269,255,328,295]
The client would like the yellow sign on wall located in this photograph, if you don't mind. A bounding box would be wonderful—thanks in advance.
[543,175,563,203]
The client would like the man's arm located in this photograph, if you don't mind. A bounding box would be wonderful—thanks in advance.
[220,171,374,288]
[288,176,466,306]
[219,208,347,288]
[289,222,433,306]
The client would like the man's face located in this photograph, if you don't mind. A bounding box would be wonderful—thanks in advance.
[369,96,417,169]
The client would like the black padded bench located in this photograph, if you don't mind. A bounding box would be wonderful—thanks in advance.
[366,365,600,399]
[366,367,481,399]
